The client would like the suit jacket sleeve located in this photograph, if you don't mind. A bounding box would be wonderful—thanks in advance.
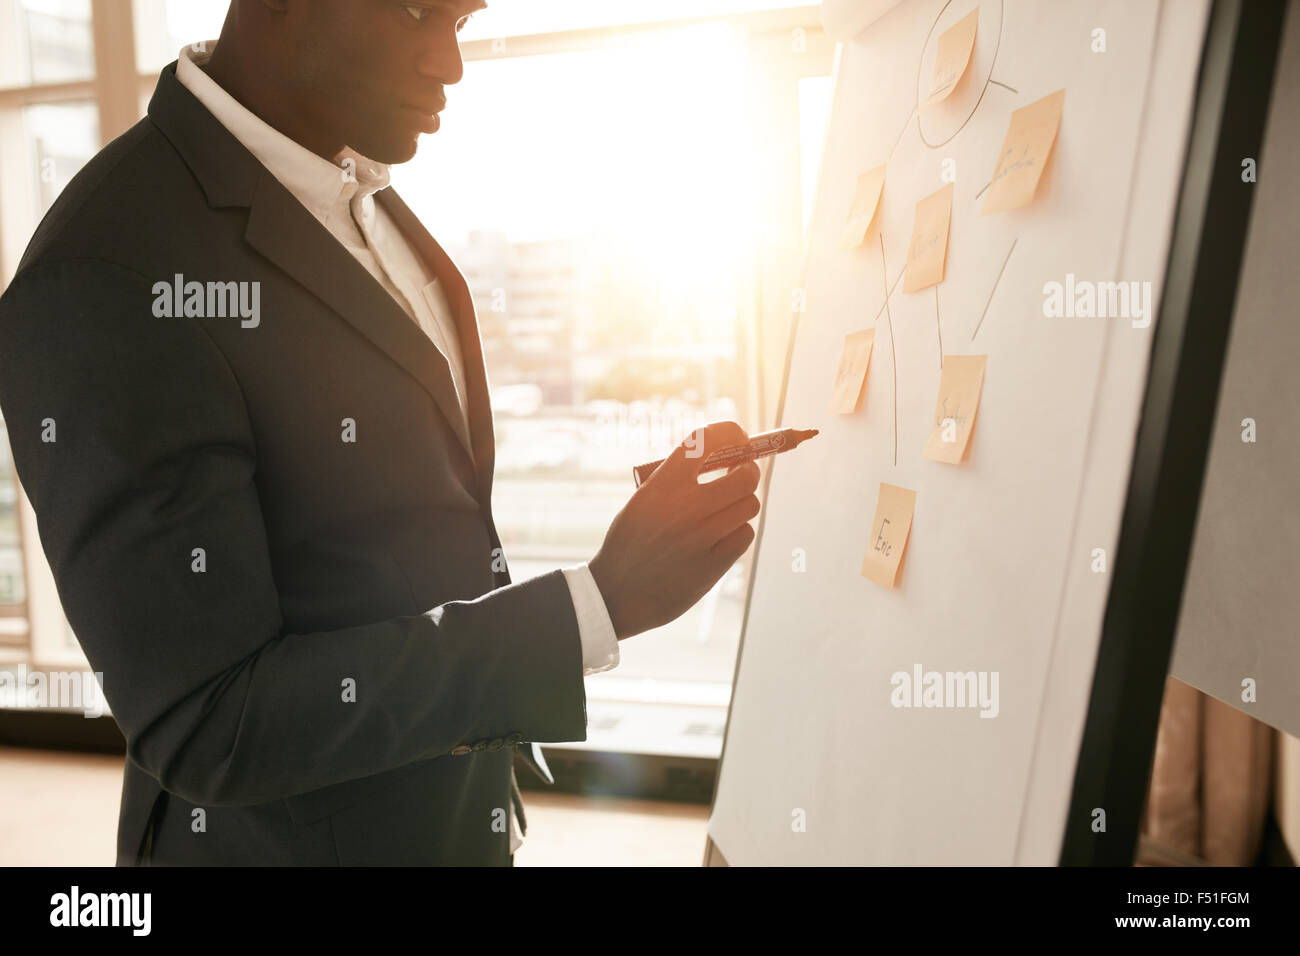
[0,258,588,807]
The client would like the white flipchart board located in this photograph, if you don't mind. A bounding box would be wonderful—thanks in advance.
[708,0,1212,865]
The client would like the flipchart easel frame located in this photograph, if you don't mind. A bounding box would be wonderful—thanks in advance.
[703,0,1287,868]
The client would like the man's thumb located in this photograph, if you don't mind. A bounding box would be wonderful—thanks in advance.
[646,442,691,484]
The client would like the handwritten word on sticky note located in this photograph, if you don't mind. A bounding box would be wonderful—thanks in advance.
[982,88,1065,215]
[861,483,916,590]
[904,183,953,293]
[923,8,979,108]
[830,329,875,414]
[923,354,987,463]
[840,164,887,249]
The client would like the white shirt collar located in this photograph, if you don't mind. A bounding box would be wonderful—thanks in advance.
[175,41,391,225]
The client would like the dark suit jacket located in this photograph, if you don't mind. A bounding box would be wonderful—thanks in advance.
[0,62,589,865]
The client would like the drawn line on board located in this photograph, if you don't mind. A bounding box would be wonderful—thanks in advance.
[872,266,906,322]
[886,105,919,165]
[988,78,1019,94]
[879,232,898,467]
[915,0,1006,149]
[971,237,1017,341]
[935,285,944,369]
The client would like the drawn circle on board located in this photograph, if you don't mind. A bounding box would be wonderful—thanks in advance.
[915,0,1004,149]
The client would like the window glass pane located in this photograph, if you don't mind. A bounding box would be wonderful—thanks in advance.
[0,0,94,87]
[133,0,230,75]
[0,419,24,607]
[0,100,99,281]
[799,75,833,235]
[391,26,763,692]
[460,0,818,40]
[24,100,98,215]
[128,1,813,72]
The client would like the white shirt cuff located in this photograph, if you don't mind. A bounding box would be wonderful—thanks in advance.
[562,563,620,676]
[509,803,523,855]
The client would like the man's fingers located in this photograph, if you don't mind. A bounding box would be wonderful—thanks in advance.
[710,521,757,563]
[693,493,761,548]
[642,442,689,486]
[694,459,760,516]
[648,420,751,486]
[681,420,748,473]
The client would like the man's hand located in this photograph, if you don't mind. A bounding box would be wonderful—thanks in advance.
[588,421,762,640]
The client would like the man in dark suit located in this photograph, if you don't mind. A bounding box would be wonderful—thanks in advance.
[0,0,761,865]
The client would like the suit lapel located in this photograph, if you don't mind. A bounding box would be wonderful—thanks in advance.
[244,174,477,465]
[147,61,479,470]
[376,187,497,504]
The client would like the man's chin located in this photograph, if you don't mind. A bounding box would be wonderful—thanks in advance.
[355,131,425,166]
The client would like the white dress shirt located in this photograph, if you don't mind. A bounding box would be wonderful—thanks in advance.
[177,43,619,854]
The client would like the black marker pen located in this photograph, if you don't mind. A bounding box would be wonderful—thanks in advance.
[633,427,819,486]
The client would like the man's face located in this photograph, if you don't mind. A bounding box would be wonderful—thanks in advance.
[286,0,485,164]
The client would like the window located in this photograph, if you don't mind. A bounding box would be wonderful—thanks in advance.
[392,7,833,750]
[0,2,833,749]
[0,0,105,667]
[0,0,95,87]
[458,0,816,40]
[398,33,757,689]
[132,0,230,75]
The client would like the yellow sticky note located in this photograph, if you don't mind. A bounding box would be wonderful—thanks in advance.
[861,483,916,590]
[840,164,886,249]
[903,183,953,293]
[923,354,987,463]
[923,8,979,108]
[981,88,1065,215]
[830,329,875,414]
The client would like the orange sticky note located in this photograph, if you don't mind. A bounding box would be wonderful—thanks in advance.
[981,88,1065,215]
[903,183,953,293]
[861,483,916,590]
[923,8,979,108]
[840,164,886,249]
[923,354,987,463]
[830,329,875,414]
